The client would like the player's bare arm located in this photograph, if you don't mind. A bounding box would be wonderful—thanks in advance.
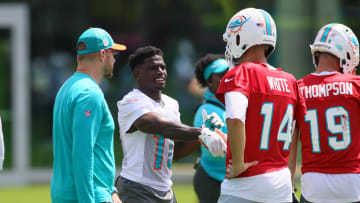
[226,118,258,179]
[288,127,299,189]
[288,127,300,202]
[172,111,227,160]
[173,141,201,161]
[131,111,226,157]
[132,112,201,140]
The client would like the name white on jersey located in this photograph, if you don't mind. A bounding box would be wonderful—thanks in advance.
[267,76,290,93]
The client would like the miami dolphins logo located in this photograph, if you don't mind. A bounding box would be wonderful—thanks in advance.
[228,15,251,33]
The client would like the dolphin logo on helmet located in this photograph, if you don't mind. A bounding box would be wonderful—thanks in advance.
[223,8,277,70]
[228,16,251,33]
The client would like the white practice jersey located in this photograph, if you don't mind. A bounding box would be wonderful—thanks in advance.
[0,116,4,170]
[117,89,181,191]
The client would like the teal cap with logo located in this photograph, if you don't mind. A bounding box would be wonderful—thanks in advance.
[203,58,229,80]
[77,27,127,55]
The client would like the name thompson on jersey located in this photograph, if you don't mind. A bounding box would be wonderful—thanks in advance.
[300,81,353,99]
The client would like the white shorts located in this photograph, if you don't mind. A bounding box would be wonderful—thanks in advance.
[220,168,292,203]
[301,172,360,203]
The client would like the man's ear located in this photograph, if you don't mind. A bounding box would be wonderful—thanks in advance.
[99,49,106,62]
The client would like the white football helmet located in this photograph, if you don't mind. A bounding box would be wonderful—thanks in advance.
[223,8,277,69]
[310,23,359,73]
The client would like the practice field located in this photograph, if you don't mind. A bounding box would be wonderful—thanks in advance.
[0,183,301,203]
[0,184,196,203]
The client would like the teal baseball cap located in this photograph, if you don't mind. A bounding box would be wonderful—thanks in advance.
[203,58,229,80]
[77,27,127,55]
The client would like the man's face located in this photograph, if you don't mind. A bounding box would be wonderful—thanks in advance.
[135,55,167,91]
[103,49,117,78]
[207,70,228,93]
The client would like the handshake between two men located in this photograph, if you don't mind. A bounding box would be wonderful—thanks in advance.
[198,110,227,157]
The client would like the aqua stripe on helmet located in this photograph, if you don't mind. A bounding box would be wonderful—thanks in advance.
[320,23,337,42]
[259,9,272,36]
[342,29,359,48]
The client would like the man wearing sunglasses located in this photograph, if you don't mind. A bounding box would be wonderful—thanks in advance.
[51,27,126,203]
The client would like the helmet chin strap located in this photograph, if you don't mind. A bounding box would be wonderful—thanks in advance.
[232,58,240,68]
[226,55,240,70]
[225,47,240,70]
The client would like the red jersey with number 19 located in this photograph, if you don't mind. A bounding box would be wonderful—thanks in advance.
[297,72,360,174]
[216,62,307,178]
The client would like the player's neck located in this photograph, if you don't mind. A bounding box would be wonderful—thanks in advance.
[76,63,103,84]
[239,55,268,65]
[315,66,339,73]
[315,54,340,73]
[315,61,340,73]
[239,46,268,64]
[138,87,162,102]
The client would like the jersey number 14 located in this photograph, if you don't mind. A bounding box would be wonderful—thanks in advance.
[260,103,294,151]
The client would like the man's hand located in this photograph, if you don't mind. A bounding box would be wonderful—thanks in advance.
[112,192,122,203]
[199,127,226,157]
[202,109,224,131]
[226,159,258,179]
[215,128,227,143]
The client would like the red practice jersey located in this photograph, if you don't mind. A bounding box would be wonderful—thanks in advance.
[216,62,306,178]
[297,72,360,174]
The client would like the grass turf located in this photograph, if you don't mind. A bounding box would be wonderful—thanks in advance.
[0,184,196,203]
[0,183,301,203]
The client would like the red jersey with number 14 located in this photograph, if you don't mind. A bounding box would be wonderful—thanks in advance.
[216,62,307,178]
[297,72,360,174]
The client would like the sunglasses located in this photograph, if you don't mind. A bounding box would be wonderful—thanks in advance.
[105,49,120,57]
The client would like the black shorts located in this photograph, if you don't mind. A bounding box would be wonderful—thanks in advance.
[193,164,222,203]
[115,176,177,203]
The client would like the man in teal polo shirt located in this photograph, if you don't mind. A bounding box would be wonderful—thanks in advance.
[51,27,126,203]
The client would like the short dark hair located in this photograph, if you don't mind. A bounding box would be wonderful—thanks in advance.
[128,46,164,71]
[195,54,224,87]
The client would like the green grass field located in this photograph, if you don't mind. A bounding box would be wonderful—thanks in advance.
[0,183,301,203]
[0,184,196,203]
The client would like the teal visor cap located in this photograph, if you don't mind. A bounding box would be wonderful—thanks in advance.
[203,58,229,80]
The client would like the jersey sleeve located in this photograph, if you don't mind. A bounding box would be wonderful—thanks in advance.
[225,91,248,122]
[216,64,250,104]
[72,88,104,202]
[295,80,307,128]
[162,94,182,124]
[117,93,155,136]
